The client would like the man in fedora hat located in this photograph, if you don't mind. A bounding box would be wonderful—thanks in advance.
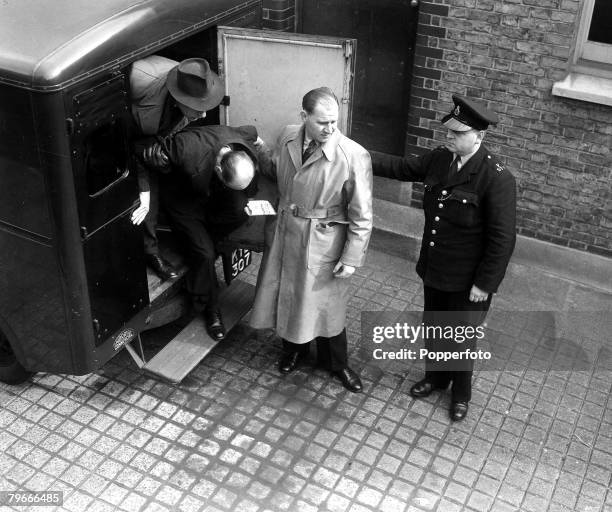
[370,94,516,421]
[130,55,225,280]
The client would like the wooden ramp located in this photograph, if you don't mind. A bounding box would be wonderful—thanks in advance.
[134,279,254,383]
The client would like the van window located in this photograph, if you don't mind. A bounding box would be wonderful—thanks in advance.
[83,120,130,198]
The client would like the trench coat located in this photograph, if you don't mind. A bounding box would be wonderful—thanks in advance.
[250,125,373,344]
[371,144,516,293]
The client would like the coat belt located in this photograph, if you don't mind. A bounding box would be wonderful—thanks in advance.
[282,203,344,219]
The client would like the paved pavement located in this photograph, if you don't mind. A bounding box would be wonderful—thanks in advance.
[1,249,611,512]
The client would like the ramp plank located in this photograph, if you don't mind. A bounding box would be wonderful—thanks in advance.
[142,280,255,383]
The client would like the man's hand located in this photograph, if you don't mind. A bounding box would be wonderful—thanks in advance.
[469,284,489,302]
[131,191,150,225]
[142,142,169,168]
[333,261,355,278]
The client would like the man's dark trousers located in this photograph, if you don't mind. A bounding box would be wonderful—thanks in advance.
[423,286,491,403]
[282,329,348,371]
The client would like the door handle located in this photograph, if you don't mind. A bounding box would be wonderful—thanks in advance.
[89,168,130,199]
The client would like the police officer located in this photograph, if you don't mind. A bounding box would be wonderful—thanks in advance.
[371,95,516,421]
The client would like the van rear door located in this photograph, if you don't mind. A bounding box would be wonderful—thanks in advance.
[216,27,356,144]
[68,73,149,344]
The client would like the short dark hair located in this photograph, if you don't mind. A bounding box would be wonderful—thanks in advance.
[220,150,253,185]
[302,87,339,114]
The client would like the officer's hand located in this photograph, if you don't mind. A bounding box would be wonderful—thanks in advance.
[142,142,169,168]
[333,261,355,278]
[131,191,150,225]
[469,284,489,302]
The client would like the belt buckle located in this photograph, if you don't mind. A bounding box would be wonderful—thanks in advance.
[289,204,298,216]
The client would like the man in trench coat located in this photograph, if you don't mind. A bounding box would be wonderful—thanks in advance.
[250,87,373,393]
[370,94,516,421]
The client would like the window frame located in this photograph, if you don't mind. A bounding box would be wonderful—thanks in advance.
[573,0,612,72]
[552,0,612,106]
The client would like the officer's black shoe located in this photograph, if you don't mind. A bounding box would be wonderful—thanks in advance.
[335,367,363,393]
[204,307,226,342]
[278,352,301,374]
[410,379,444,398]
[146,254,178,280]
[450,401,469,422]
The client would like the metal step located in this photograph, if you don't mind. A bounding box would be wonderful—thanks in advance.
[139,279,255,383]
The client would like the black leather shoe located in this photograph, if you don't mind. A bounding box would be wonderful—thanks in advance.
[410,379,444,398]
[278,352,301,374]
[335,367,363,393]
[450,401,469,422]
[146,254,178,280]
[204,308,226,342]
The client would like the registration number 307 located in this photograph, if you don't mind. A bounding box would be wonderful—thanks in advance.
[231,248,251,278]
[221,247,252,285]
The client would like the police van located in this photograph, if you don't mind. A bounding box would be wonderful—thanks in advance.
[0,0,355,384]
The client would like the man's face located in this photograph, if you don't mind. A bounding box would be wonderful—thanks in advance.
[177,102,206,123]
[301,99,338,144]
[445,128,483,156]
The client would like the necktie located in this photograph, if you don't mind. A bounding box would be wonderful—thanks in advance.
[302,139,318,163]
[449,155,461,174]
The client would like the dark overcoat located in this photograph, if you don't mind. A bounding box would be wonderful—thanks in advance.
[372,145,516,293]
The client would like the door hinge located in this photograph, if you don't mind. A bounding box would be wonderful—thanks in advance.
[344,42,353,58]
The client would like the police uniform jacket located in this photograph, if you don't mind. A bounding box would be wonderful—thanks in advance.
[371,145,516,293]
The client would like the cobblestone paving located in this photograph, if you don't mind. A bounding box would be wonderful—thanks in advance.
[0,250,610,512]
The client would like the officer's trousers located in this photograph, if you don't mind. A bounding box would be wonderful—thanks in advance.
[423,286,491,402]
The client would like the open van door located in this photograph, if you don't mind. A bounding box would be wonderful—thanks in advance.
[216,27,356,145]
[214,26,357,266]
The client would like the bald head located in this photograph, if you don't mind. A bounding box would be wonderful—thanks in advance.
[218,150,255,190]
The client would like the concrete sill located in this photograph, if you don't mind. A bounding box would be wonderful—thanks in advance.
[552,72,612,107]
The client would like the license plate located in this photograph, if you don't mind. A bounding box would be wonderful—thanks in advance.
[221,247,252,285]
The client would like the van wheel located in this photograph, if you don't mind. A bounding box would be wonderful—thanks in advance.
[0,332,30,384]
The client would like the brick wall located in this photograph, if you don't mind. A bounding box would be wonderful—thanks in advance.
[408,0,612,257]
[262,0,295,31]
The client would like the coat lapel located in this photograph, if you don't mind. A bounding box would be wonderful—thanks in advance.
[287,127,303,172]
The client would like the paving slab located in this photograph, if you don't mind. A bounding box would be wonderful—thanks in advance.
[0,249,610,512]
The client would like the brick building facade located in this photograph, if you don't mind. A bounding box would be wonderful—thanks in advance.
[263,0,611,258]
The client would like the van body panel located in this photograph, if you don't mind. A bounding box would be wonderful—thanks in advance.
[0,0,261,90]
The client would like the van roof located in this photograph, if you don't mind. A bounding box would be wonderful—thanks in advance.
[0,0,250,90]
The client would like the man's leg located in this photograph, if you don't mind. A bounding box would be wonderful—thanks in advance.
[163,199,226,341]
[411,286,451,398]
[316,329,362,393]
[278,339,310,374]
[445,291,491,409]
[143,173,177,280]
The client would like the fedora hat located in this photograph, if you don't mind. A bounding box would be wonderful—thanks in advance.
[166,58,225,111]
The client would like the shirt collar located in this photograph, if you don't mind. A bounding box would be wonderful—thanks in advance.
[455,142,481,170]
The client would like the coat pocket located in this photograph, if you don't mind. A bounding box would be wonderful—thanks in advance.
[307,220,347,268]
[445,190,480,227]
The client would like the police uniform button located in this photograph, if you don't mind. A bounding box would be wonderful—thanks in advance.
[429,241,435,247]
[434,216,440,222]
[441,190,448,195]
[438,203,444,208]
[431,229,437,235]
[462,199,467,204]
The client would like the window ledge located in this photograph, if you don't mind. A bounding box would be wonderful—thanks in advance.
[552,72,612,106]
